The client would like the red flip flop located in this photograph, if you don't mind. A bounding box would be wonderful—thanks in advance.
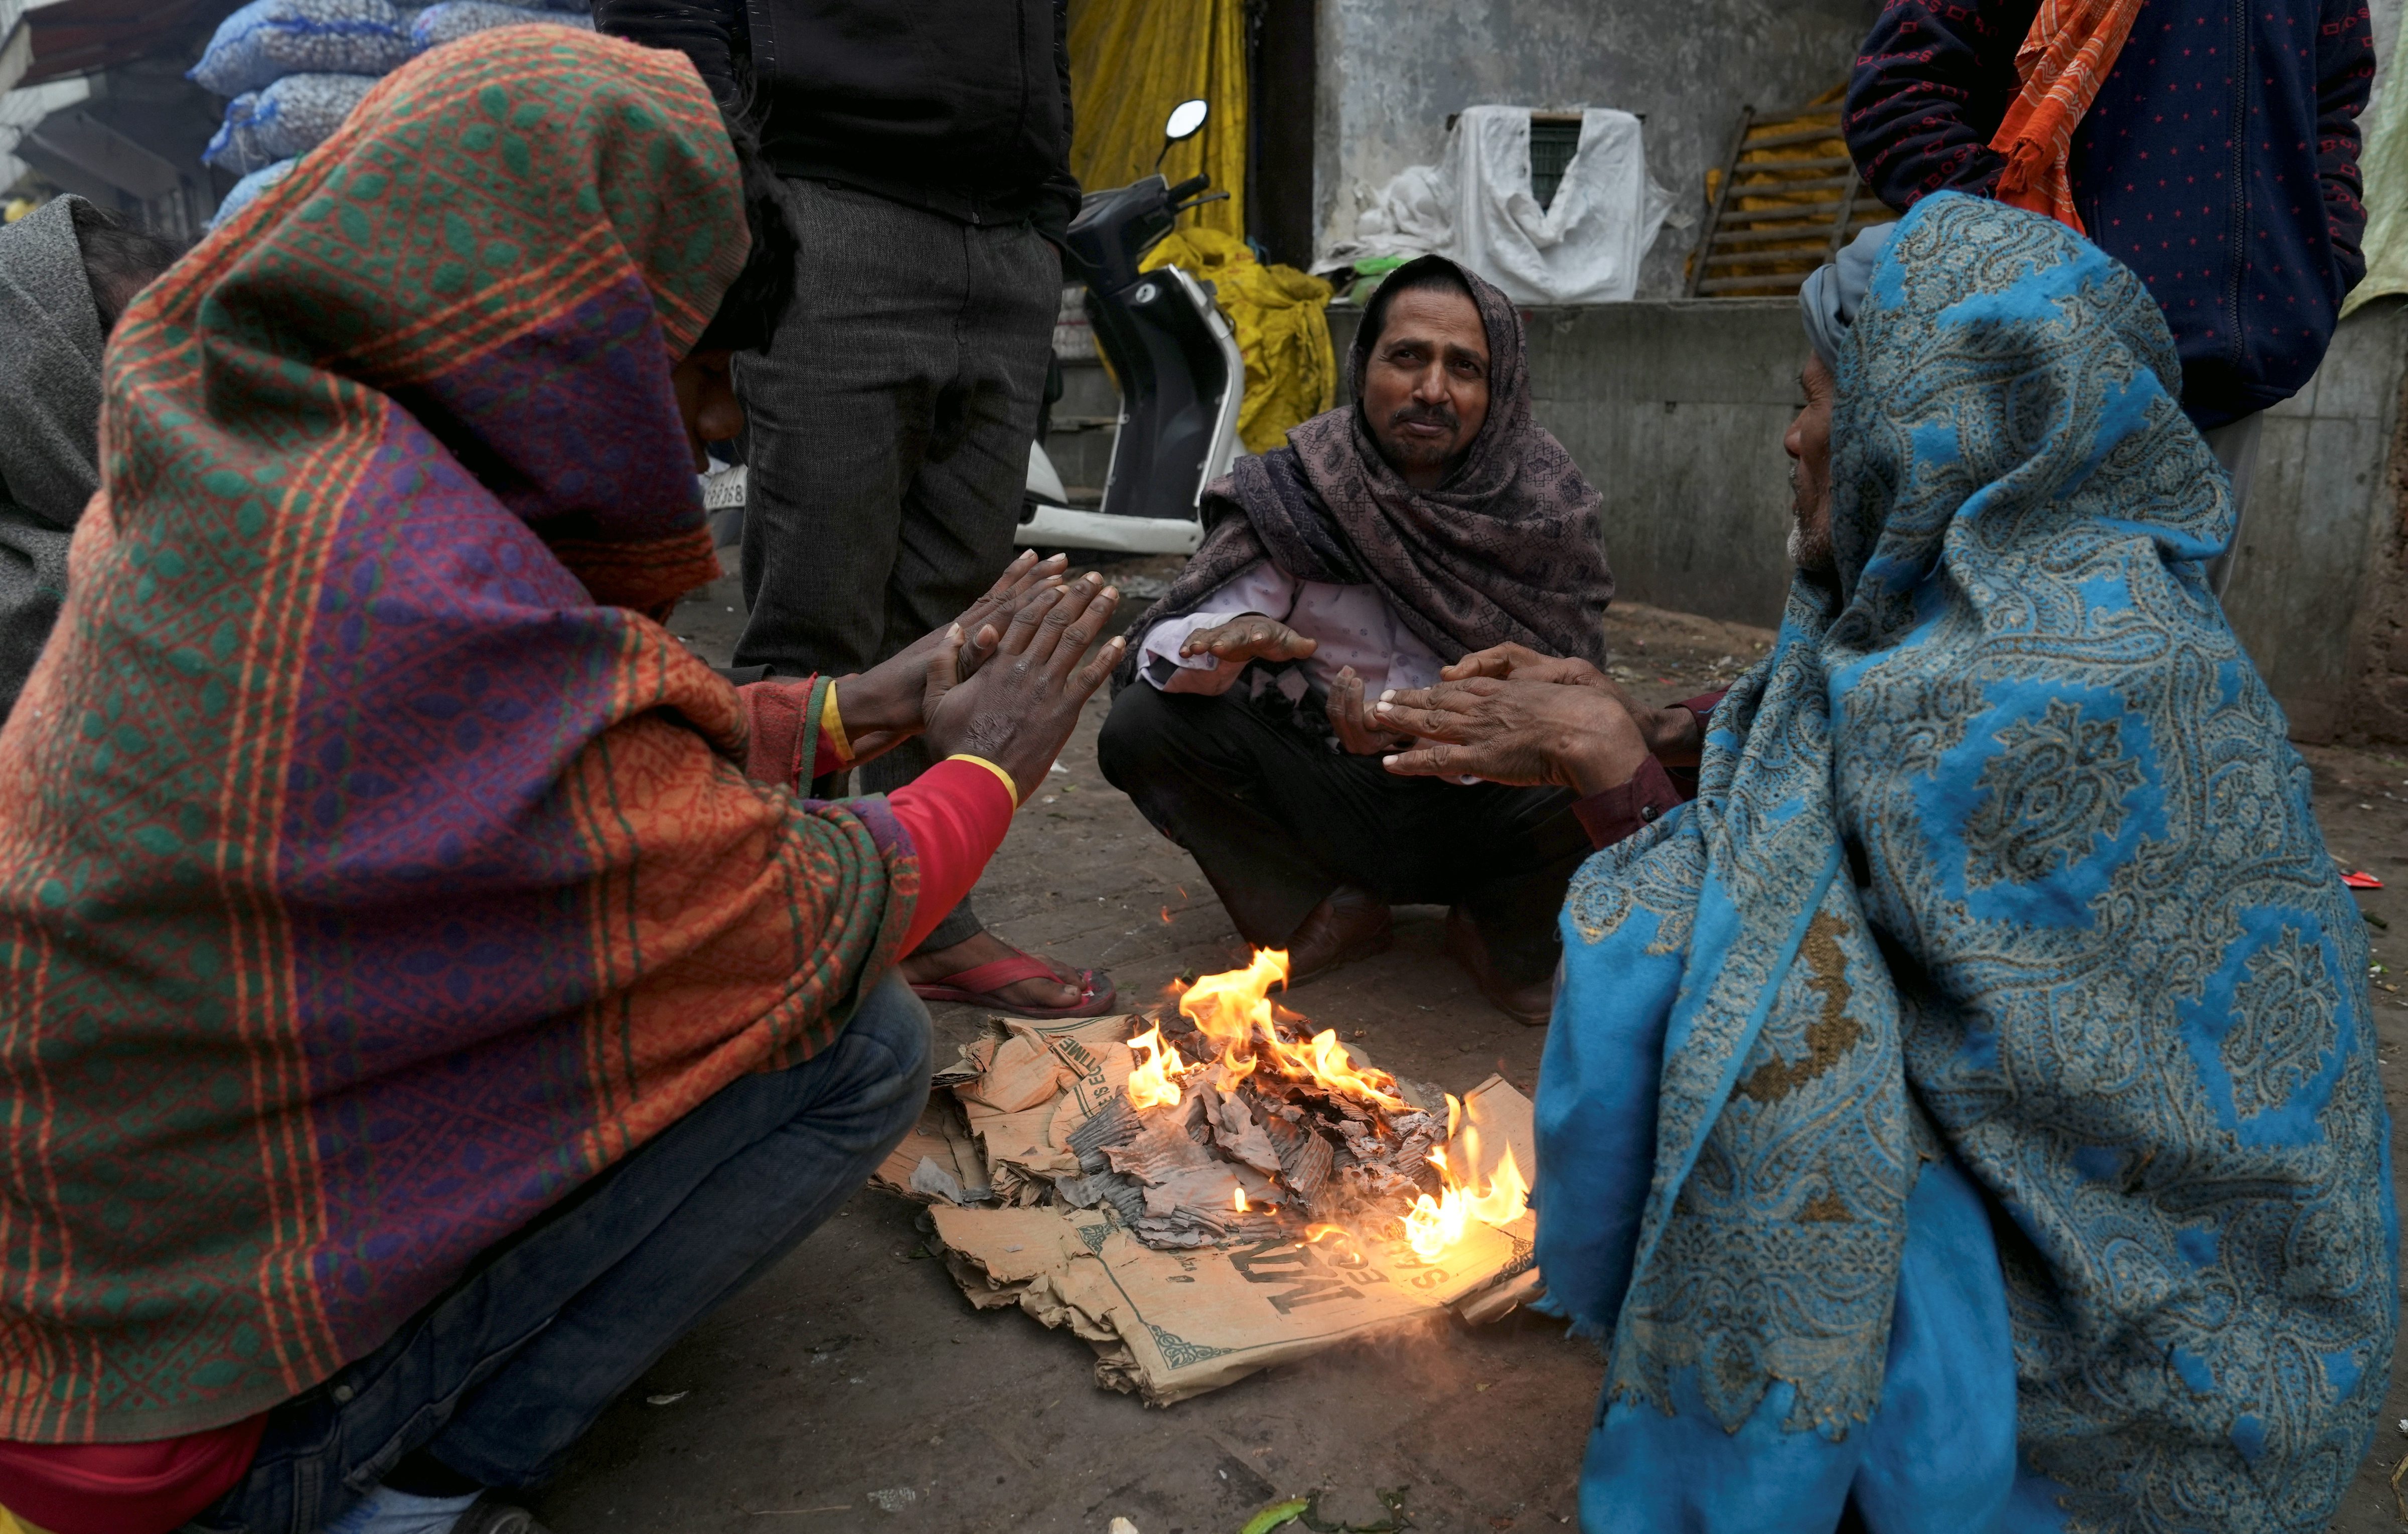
[909,951,1118,1018]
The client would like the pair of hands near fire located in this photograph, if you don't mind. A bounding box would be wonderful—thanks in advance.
[828,551,1124,796]
[1179,612,1404,755]
[1374,643,1703,797]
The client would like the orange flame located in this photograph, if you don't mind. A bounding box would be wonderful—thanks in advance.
[1401,1104,1531,1261]
[1174,950,1408,1111]
[1233,1186,1247,1213]
[1125,1022,1189,1111]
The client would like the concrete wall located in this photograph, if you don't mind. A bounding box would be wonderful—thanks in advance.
[2340,398,2408,745]
[1312,0,1882,296]
[2230,301,2408,740]
[1326,297,2408,743]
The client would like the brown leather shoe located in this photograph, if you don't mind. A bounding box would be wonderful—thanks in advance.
[1281,884,1394,987]
[1445,906,1556,1025]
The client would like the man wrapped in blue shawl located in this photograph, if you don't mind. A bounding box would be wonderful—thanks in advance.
[1460,193,2395,1529]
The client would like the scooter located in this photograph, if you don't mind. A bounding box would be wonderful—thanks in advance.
[1017,97,1245,556]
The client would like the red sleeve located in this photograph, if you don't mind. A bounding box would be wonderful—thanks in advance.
[0,1415,267,1534]
[1675,690,1726,723]
[1571,755,1688,852]
[884,758,1017,954]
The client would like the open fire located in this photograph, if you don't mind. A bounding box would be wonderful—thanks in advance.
[1066,950,1527,1257]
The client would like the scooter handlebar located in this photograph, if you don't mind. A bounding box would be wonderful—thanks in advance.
[1165,175,1211,203]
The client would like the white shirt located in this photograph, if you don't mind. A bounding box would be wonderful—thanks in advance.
[1138,563,1445,698]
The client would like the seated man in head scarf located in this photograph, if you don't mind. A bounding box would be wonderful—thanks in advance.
[1376,199,2394,1529]
[0,196,182,719]
[1097,255,1628,1022]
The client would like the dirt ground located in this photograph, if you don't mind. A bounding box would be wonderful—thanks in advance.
[535,555,2408,1533]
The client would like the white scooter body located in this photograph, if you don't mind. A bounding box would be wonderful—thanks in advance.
[1017,101,1244,555]
[1017,264,1244,556]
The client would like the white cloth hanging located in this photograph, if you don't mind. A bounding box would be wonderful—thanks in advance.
[1334,106,1674,304]
[1445,104,1672,304]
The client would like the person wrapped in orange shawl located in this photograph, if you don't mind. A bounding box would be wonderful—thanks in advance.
[0,27,1126,1534]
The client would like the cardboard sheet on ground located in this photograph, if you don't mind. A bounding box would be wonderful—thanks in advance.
[874,1013,1543,1405]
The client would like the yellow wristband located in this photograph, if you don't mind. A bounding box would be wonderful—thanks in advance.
[820,680,853,765]
[946,753,1019,806]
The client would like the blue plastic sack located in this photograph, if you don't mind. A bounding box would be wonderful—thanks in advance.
[408,1,590,53]
[203,73,377,175]
[190,0,411,98]
[201,91,265,176]
[212,159,299,227]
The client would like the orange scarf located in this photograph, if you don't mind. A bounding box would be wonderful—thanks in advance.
[1988,0,2147,232]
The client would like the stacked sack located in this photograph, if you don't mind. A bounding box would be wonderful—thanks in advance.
[194,0,594,225]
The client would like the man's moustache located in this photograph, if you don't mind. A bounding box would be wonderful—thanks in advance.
[1389,406,1458,432]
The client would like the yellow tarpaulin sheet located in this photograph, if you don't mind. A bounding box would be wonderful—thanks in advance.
[1068,0,1246,240]
[1141,227,1336,453]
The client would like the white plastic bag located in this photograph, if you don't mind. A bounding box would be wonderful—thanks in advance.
[1348,164,1452,263]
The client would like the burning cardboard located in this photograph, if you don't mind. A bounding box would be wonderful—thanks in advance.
[873,952,1545,1404]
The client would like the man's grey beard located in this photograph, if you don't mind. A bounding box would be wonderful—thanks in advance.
[1788,513,1836,573]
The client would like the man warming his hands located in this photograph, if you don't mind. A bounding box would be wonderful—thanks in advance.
[1097,257,1618,1023]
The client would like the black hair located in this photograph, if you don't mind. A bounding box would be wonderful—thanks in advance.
[692,96,797,354]
[1357,254,1478,357]
[68,201,186,335]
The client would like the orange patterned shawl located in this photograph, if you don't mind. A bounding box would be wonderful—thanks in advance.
[1988,0,2149,232]
[0,29,919,1442]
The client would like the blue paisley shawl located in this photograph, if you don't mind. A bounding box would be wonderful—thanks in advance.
[1537,193,2397,1532]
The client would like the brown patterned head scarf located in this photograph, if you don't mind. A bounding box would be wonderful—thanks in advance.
[1133,254,1614,669]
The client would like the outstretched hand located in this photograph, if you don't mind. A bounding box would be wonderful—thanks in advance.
[925,574,1126,796]
[1443,642,1704,766]
[1179,613,1318,669]
[1374,675,1650,795]
[1328,666,1407,755]
[1441,641,1609,690]
[834,551,1071,762]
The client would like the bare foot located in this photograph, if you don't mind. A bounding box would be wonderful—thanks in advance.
[900,931,1081,1011]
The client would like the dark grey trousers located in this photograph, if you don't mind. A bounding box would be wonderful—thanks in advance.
[735,178,1060,954]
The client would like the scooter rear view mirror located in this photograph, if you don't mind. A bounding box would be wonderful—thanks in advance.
[1155,98,1209,168]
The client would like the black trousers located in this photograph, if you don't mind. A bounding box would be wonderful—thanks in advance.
[1097,683,1593,985]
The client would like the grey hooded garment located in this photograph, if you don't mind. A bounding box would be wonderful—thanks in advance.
[0,195,105,720]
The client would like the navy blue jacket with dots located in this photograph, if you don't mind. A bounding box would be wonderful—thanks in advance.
[1846,0,2376,428]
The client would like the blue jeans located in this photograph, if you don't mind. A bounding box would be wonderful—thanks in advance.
[189,976,933,1534]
